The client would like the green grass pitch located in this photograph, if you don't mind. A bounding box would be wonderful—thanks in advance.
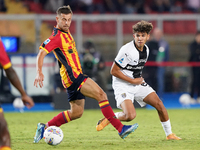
[4,108,200,150]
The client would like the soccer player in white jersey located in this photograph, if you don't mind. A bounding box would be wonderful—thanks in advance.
[96,20,181,140]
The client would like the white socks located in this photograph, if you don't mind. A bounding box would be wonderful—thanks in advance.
[114,112,120,119]
[115,112,172,137]
[161,119,172,136]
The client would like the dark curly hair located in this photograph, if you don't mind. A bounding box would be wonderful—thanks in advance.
[132,20,153,34]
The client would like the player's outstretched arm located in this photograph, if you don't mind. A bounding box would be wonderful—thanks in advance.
[4,67,34,109]
[34,49,48,88]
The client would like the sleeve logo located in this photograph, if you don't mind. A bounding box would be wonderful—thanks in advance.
[118,58,124,64]
[44,38,51,45]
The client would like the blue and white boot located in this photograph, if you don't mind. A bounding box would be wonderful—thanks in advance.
[33,123,45,143]
[119,123,139,139]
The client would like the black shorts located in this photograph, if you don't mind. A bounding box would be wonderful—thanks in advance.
[67,74,88,102]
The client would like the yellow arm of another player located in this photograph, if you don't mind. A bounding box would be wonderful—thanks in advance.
[34,49,48,88]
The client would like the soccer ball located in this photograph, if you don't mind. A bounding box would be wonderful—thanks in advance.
[179,94,191,105]
[43,126,64,146]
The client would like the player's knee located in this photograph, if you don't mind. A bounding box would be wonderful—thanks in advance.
[76,108,84,119]
[70,107,84,119]
[76,112,83,119]
[125,112,136,121]
[95,89,107,101]
[155,99,165,111]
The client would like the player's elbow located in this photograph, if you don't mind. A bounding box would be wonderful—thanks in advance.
[110,69,113,75]
[110,69,117,76]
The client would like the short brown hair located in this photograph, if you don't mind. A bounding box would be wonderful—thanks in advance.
[132,20,153,34]
[56,5,73,15]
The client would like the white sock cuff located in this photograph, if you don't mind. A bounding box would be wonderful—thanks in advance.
[161,119,172,136]
[114,112,120,119]
[161,119,170,125]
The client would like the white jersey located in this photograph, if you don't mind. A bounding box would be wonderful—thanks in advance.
[113,40,149,83]
[112,40,154,109]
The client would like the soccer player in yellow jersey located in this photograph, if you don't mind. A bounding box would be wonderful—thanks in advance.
[33,5,138,143]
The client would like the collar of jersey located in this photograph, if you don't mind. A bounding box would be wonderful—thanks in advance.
[133,40,146,52]
[54,27,69,34]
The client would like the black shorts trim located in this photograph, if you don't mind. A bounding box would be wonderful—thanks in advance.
[67,74,88,101]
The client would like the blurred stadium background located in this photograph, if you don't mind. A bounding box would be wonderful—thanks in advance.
[0,0,200,111]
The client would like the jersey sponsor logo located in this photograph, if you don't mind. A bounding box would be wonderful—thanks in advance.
[138,59,147,63]
[126,65,144,70]
[118,58,124,64]
[121,93,126,98]
[127,66,133,69]
[133,66,144,69]
[67,39,75,45]
[44,38,51,45]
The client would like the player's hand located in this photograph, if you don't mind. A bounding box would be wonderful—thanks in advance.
[21,94,35,109]
[34,72,44,88]
[131,77,144,85]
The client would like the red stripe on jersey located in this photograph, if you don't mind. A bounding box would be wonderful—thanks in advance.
[62,48,71,66]
[71,53,79,78]
[65,71,73,85]
[67,32,72,41]
[62,34,69,44]
[60,40,80,78]
[58,48,74,86]
[61,79,67,88]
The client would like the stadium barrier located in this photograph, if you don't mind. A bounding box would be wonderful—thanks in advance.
[6,53,200,97]
[1,53,199,109]
[105,61,200,67]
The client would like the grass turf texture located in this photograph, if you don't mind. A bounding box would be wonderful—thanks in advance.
[4,108,200,150]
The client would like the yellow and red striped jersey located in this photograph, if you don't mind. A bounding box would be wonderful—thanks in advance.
[0,39,12,70]
[40,27,83,88]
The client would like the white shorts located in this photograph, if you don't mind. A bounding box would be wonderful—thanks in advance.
[112,80,155,109]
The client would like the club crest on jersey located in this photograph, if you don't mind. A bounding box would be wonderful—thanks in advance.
[118,58,124,64]
[121,93,126,98]
[44,38,51,45]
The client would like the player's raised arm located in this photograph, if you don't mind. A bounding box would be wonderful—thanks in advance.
[34,49,48,88]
